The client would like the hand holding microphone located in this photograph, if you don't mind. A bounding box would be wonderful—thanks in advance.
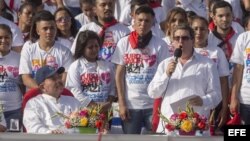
[166,47,182,76]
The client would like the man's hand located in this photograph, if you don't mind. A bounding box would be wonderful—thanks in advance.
[119,104,130,121]
[166,60,177,76]
[230,97,239,114]
[217,105,229,127]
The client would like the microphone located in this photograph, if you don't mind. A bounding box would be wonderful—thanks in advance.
[173,47,182,63]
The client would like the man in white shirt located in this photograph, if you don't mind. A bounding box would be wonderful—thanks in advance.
[111,6,169,134]
[148,24,221,133]
[23,66,81,134]
[230,31,250,125]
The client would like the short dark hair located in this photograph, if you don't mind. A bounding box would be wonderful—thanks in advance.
[135,5,155,17]
[0,24,12,38]
[130,0,149,12]
[212,1,232,15]
[172,24,195,40]
[74,30,101,60]
[79,0,94,7]
[243,15,250,29]
[25,0,42,8]
[30,10,55,43]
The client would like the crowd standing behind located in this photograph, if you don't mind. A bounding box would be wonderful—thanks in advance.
[0,0,250,135]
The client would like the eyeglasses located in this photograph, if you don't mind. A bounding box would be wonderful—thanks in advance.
[173,36,191,41]
[56,17,71,23]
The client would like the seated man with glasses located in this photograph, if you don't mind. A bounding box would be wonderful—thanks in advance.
[148,24,222,134]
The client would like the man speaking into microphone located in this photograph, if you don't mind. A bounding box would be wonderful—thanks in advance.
[147,24,222,134]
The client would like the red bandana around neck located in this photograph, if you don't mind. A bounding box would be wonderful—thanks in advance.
[99,18,118,38]
[129,31,139,49]
[208,21,215,31]
[212,26,235,59]
[149,1,161,8]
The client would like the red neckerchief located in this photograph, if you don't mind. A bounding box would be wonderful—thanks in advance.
[149,1,161,8]
[208,21,215,31]
[212,26,235,60]
[129,31,139,49]
[9,0,14,10]
[98,18,118,38]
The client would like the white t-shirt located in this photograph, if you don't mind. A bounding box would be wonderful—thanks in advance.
[62,0,80,8]
[23,94,81,134]
[19,41,73,77]
[0,16,24,47]
[0,51,22,112]
[71,22,130,61]
[66,58,115,107]
[148,52,221,133]
[57,37,74,49]
[178,0,207,19]
[195,46,230,77]
[111,34,170,109]
[74,13,91,27]
[230,31,250,104]
[162,36,174,56]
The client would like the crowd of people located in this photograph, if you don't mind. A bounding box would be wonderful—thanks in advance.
[0,0,250,135]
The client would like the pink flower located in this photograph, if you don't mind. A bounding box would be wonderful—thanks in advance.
[170,113,179,120]
[99,113,106,120]
[79,109,88,117]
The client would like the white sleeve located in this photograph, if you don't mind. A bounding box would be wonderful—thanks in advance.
[147,60,170,99]
[157,40,170,63]
[217,48,230,77]
[119,5,131,25]
[178,0,193,7]
[19,43,33,74]
[110,38,126,65]
[23,100,51,134]
[61,49,73,72]
[230,33,245,65]
[65,61,91,107]
[201,62,222,110]
[11,24,24,47]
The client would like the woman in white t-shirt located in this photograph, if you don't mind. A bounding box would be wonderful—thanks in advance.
[66,30,115,111]
[0,24,23,132]
[191,16,230,132]
[54,7,77,49]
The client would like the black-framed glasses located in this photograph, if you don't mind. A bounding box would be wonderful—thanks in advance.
[173,36,191,41]
[56,17,71,23]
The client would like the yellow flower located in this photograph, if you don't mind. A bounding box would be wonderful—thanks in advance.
[91,109,97,117]
[80,117,88,126]
[180,119,193,132]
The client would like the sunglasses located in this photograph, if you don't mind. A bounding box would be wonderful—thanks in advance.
[56,17,71,23]
[173,36,191,41]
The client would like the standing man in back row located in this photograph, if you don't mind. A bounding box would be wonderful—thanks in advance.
[111,6,169,134]
[71,0,130,62]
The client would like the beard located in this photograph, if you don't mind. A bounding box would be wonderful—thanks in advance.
[103,17,114,22]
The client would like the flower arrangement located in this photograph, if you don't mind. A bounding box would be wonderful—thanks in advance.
[160,103,209,135]
[55,105,112,133]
